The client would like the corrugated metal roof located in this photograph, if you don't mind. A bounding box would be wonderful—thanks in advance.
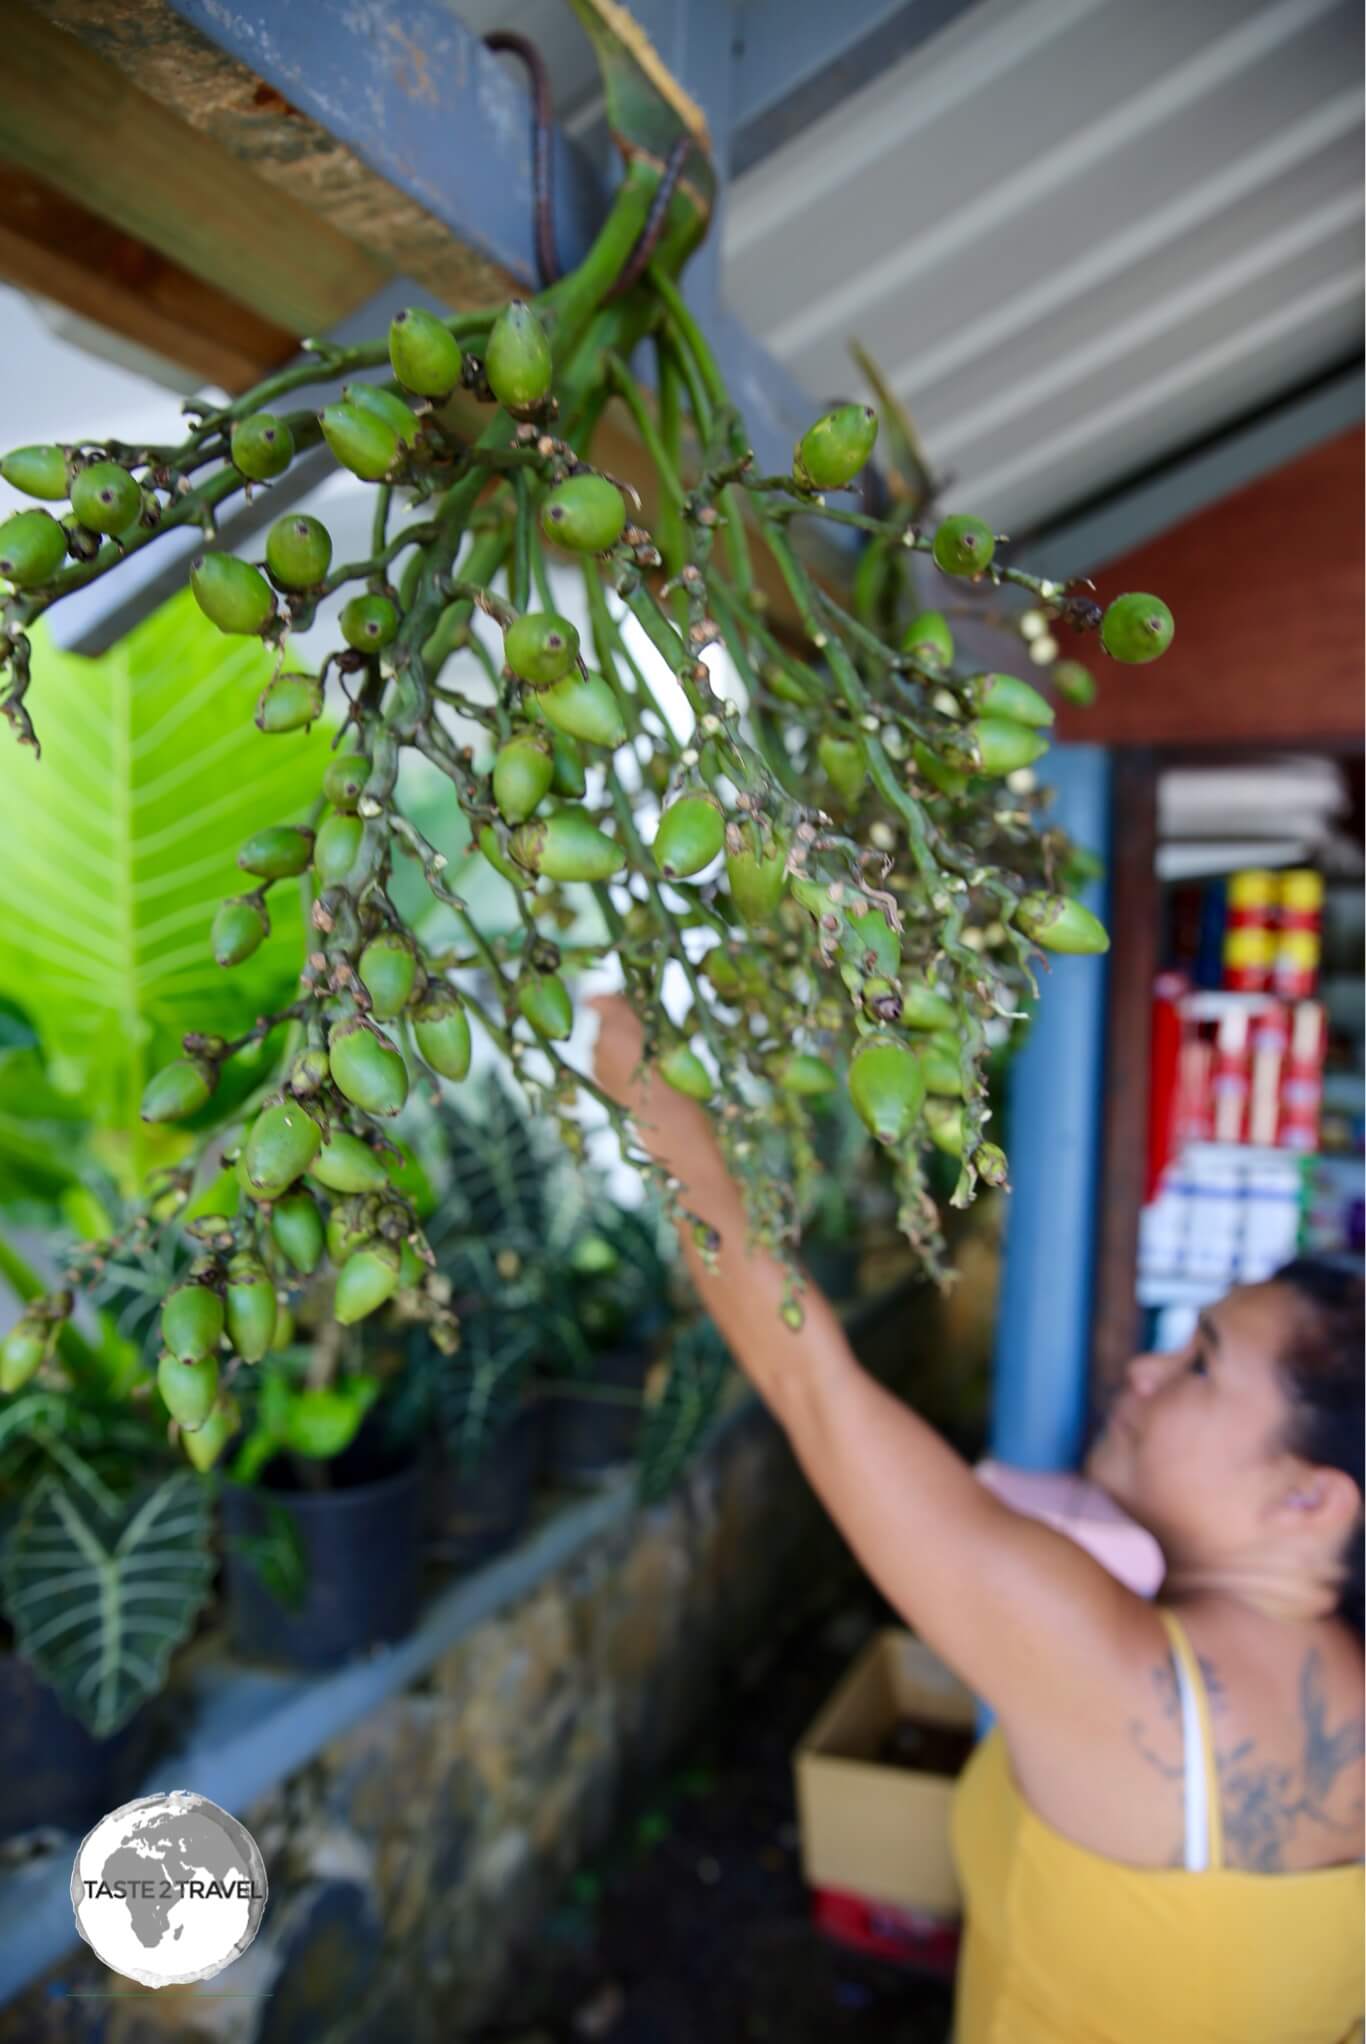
[470,0,1363,535]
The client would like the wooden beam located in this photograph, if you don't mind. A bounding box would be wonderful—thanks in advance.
[1088,750,1159,1409]
[3,2,388,336]
[31,0,521,312]
[0,163,296,392]
[1055,427,1364,750]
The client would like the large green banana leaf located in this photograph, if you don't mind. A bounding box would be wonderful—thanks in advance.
[0,592,332,1155]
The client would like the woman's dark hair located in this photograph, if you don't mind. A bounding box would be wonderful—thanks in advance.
[1270,1259,1364,1639]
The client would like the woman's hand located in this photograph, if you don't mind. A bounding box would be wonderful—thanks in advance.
[585,992,648,1113]
[586,993,713,1174]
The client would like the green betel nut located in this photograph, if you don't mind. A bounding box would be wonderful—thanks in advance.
[503,611,580,686]
[271,1189,326,1273]
[794,403,877,491]
[141,1055,216,1123]
[265,514,333,589]
[242,1101,322,1199]
[493,733,555,824]
[659,1044,713,1101]
[485,299,552,411]
[334,1241,401,1325]
[931,514,995,578]
[412,987,472,1080]
[320,399,399,480]
[818,732,866,806]
[340,593,398,651]
[1100,592,1174,664]
[230,414,293,480]
[323,754,370,811]
[161,1280,224,1364]
[309,1128,390,1194]
[725,830,788,926]
[158,1351,220,1429]
[536,672,626,748]
[225,1252,278,1363]
[180,1394,240,1471]
[848,1036,926,1146]
[388,307,463,396]
[191,552,276,635]
[70,461,141,537]
[255,673,323,733]
[0,509,67,587]
[1,443,68,500]
[969,673,1054,727]
[653,794,725,878]
[901,610,954,667]
[343,382,420,447]
[358,931,418,1017]
[509,806,624,882]
[328,1017,409,1116]
[517,973,574,1040]
[775,1053,836,1097]
[540,475,627,553]
[1015,891,1110,955]
[238,825,314,879]
[313,813,365,887]
[212,895,269,964]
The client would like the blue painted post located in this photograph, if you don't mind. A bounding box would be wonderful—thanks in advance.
[976,742,1113,1735]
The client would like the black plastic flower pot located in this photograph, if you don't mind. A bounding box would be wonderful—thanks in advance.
[0,1640,160,1843]
[421,1393,546,1569]
[544,1344,649,1485]
[218,1438,423,1673]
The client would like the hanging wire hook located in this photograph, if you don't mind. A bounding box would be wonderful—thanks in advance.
[483,30,563,286]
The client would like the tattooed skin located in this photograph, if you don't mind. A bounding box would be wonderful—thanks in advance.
[1128,1645,1365,1872]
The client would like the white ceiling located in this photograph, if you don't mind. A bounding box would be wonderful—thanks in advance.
[471,0,1364,535]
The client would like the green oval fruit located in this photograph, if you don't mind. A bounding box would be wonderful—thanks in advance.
[141,1055,216,1123]
[794,403,877,491]
[517,973,574,1041]
[212,894,269,964]
[412,987,472,1080]
[725,831,789,926]
[969,673,1054,727]
[775,1053,837,1097]
[540,474,627,553]
[328,1017,408,1116]
[845,908,901,979]
[913,740,971,797]
[901,980,956,1031]
[550,732,586,797]
[818,732,866,806]
[271,1189,325,1274]
[653,793,725,878]
[1052,660,1096,707]
[323,753,370,811]
[703,950,744,1000]
[238,824,314,879]
[976,1141,1010,1187]
[162,1281,224,1364]
[231,414,293,481]
[388,306,463,396]
[0,508,67,588]
[658,1044,713,1101]
[1014,891,1110,955]
[763,661,819,707]
[503,610,580,686]
[158,1351,220,1429]
[313,813,364,887]
[1,444,68,500]
[959,717,1049,776]
[320,399,399,480]
[493,732,554,824]
[1,1318,50,1393]
[397,1238,426,1288]
[255,672,323,733]
[334,1240,402,1325]
[225,1252,277,1363]
[289,1046,331,1097]
[932,513,995,578]
[848,1036,927,1146]
[915,1036,963,1097]
[1100,592,1174,664]
[180,1393,240,1471]
[191,552,276,635]
[285,1386,373,1457]
[343,381,420,447]
[242,1101,322,1199]
[924,1098,965,1158]
[327,1199,374,1264]
[70,460,141,537]
[478,823,534,888]
[537,671,626,748]
[509,806,625,882]
[309,1127,390,1194]
[901,610,954,668]
[485,299,552,411]
[265,513,333,589]
[340,592,398,652]
[358,931,418,1017]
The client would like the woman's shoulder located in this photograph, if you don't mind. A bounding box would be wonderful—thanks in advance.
[1001,1605,1364,1872]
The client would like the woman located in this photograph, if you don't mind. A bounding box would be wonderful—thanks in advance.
[589,994,1365,2043]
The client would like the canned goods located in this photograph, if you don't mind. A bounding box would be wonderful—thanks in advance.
[1223,924,1274,992]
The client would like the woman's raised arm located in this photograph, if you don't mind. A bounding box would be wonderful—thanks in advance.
[590,994,1151,1731]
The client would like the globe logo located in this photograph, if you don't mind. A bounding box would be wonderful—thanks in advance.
[69,1790,268,1988]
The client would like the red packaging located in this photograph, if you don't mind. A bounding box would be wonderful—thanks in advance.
[1223,924,1274,993]
[1273,927,1320,1001]
[1178,1035,1215,1144]
[812,1886,961,1978]
[1147,975,1187,1200]
[1277,869,1324,933]
[1279,1002,1325,1150]
[1211,1009,1252,1144]
[1248,1003,1289,1148]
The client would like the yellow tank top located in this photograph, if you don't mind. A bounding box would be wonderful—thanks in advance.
[949,1605,1365,2043]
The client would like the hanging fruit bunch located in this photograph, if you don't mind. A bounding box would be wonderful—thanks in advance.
[0,5,1172,1460]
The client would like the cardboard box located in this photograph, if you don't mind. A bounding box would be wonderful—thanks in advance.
[793,1627,976,1921]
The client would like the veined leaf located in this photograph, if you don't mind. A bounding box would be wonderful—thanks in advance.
[0,1465,216,1735]
[0,591,331,1139]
